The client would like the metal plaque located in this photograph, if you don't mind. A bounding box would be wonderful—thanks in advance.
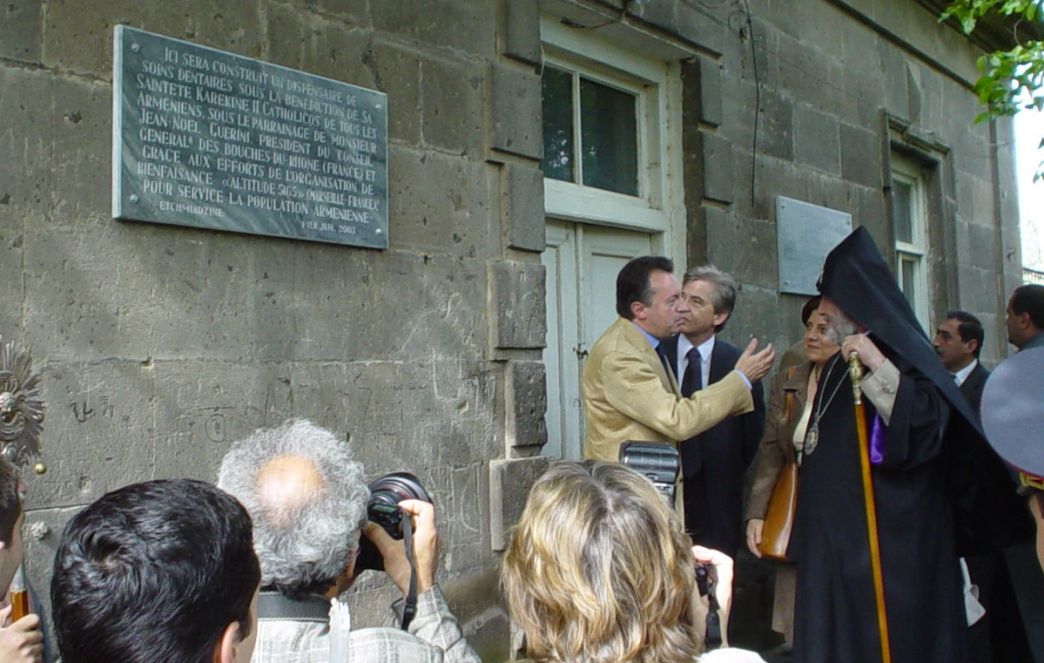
[113,25,388,248]
[776,196,852,295]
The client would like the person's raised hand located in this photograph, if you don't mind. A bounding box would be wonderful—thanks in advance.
[399,499,439,593]
[841,333,885,372]
[735,338,775,383]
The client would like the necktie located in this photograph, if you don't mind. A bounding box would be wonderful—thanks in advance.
[655,343,672,377]
[681,347,702,397]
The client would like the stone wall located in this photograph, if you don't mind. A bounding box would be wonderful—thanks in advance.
[0,0,1023,660]
[0,1,549,658]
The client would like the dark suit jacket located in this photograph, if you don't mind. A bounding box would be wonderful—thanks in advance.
[951,361,1033,552]
[958,361,988,414]
[664,335,766,553]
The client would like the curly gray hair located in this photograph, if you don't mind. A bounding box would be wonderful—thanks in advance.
[217,418,369,598]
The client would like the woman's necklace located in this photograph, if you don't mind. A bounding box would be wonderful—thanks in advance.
[804,353,845,457]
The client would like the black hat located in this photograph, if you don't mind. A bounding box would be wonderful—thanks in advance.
[818,226,982,436]
[981,347,1044,476]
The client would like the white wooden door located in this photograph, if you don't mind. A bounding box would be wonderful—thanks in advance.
[543,221,653,459]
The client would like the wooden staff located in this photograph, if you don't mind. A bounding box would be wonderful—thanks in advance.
[8,563,30,621]
[849,352,892,663]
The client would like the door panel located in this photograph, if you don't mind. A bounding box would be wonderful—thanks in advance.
[543,221,653,460]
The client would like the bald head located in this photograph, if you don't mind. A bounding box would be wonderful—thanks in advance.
[255,455,325,529]
[217,419,369,599]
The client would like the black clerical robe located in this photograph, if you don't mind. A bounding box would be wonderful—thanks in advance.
[790,352,966,663]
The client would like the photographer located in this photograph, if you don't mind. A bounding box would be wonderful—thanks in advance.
[217,418,479,663]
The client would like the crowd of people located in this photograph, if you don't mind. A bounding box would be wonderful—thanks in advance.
[1,227,1043,663]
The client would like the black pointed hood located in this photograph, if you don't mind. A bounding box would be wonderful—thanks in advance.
[817,226,983,436]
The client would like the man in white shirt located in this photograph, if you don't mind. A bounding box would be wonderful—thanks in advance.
[662,265,765,558]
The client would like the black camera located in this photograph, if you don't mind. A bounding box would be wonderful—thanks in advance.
[355,472,432,572]
[619,441,681,504]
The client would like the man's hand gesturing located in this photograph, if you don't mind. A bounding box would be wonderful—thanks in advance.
[735,338,775,383]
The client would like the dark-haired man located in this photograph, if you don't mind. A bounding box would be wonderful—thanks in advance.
[0,461,42,663]
[581,255,773,462]
[934,310,1035,663]
[51,479,261,663]
[1006,283,1044,351]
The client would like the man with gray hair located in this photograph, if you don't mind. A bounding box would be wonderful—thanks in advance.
[218,418,479,663]
[661,265,765,559]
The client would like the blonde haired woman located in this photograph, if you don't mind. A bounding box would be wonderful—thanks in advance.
[501,461,765,663]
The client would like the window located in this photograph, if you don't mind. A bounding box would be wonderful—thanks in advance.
[539,16,684,234]
[891,156,930,329]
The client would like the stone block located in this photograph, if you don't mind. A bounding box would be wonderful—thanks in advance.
[386,147,497,257]
[491,260,546,350]
[370,41,422,145]
[793,104,840,174]
[22,505,81,649]
[504,0,541,65]
[501,163,545,252]
[704,206,777,290]
[0,209,25,338]
[757,89,793,162]
[0,0,41,63]
[490,66,542,160]
[489,455,548,550]
[280,0,370,27]
[371,0,495,58]
[421,58,486,155]
[840,122,882,189]
[506,360,547,449]
[701,132,735,204]
[42,1,265,79]
[266,5,374,87]
[688,56,723,128]
[956,221,998,271]
[668,2,725,54]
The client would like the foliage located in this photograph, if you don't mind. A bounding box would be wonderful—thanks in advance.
[942,1,1044,122]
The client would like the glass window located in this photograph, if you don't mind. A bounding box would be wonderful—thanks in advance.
[579,77,637,196]
[539,67,639,197]
[541,66,574,184]
[892,179,912,244]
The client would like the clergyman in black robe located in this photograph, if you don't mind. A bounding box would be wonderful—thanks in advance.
[790,227,973,663]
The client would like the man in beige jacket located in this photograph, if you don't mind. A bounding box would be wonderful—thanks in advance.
[581,256,774,461]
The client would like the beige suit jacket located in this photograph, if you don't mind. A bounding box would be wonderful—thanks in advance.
[581,317,754,461]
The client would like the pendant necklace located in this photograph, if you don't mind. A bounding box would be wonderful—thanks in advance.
[804,354,846,457]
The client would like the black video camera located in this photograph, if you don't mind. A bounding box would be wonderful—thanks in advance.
[618,441,681,505]
[355,471,433,572]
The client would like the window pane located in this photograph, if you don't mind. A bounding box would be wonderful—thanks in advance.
[541,66,575,183]
[892,180,913,244]
[579,77,637,196]
[900,255,918,309]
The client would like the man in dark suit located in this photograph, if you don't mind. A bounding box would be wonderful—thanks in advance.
[933,310,1035,663]
[663,265,765,557]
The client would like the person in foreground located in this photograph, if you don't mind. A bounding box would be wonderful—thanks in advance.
[0,460,42,663]
[51,478,262,663]
[501,460,766,663]
[218,418,479,663]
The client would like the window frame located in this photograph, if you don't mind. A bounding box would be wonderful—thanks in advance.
[891,155,931,329]
[540,16,683,237]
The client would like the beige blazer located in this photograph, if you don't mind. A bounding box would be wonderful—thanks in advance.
[581,318,754,461]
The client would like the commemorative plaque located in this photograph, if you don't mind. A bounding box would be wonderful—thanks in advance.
[113,25,388,248]
[776,196,852,295]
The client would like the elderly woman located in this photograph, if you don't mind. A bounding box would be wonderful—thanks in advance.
[501,460,765,663]
[743,296,840,646]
